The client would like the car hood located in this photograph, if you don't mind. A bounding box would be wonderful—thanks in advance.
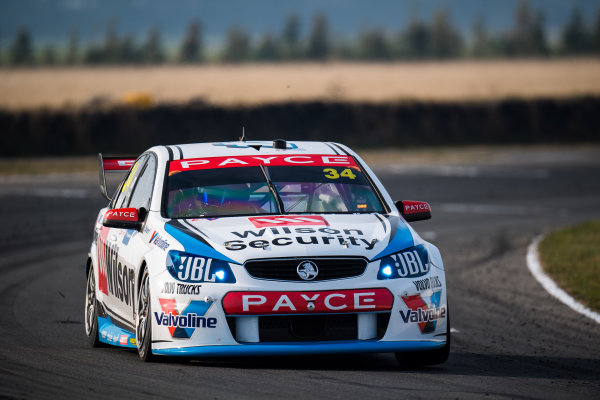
[164,214,416,264]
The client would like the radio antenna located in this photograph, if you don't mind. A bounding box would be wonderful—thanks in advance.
[239,127,247,142]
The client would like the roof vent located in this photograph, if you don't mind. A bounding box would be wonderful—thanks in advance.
[273,139,287,150]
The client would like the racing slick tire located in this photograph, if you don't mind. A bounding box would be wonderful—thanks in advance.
[136,267,155,362]
[394,308,451,368]
[84,266,101,347]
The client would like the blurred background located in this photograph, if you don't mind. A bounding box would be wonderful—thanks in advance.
[0,0,599,157]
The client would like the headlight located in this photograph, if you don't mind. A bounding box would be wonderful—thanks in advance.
[167,251,236,283]
[377,245,430,280]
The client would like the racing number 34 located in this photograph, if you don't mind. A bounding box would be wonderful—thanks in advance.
[323,168,356,180]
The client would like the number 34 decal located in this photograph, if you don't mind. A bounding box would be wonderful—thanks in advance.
[323,168,357,180]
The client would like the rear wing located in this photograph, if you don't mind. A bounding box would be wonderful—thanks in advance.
[98,153,137,201]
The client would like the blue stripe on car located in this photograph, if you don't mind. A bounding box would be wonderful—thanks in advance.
[165,222,237,263]
[372,220,414,260]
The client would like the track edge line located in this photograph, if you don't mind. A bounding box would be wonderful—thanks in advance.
[526,234,600,324]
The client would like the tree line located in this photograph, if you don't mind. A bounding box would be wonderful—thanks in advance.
[3,97,599,156]
[2,1,600,66]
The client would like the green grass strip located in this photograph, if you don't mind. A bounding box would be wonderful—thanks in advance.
[0,157,96,175]
[539,220,600,312]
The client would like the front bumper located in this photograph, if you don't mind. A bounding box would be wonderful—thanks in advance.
[150,258,449,356]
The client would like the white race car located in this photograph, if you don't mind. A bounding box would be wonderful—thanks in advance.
[85,140,449,366]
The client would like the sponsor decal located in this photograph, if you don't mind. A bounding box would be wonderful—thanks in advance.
[161,282,202,295]
[102,158,136,171]
[224,226,377,251]
[149,231,169,251]
[121,162,140,193]
[176,284,202,295]
[403,201,431,214]
[169,154,357,174]
[104,208,138,222]
[122,229,136,245]
[161,282,176,294]
[119,334,128,345]
[378,245,430,279]
[222,289,393,315]
[97,317,135,348]
[155,298,217,338]
[167,251,236,283]
[412,276,442,291]
[97,227,135,307]
[97,227,110,295]
[248,215,328,228]
[399,291,446,334]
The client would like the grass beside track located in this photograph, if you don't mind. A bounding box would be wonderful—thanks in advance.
[0,157,97,175]
[1,144,599,176]
[539,221,600,312]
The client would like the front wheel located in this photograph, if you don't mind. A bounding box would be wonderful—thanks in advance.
[136,268,155,361]
[395,309,451,368]
[84,266,101,347]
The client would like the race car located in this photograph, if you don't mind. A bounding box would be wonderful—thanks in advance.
[84,140,449,366]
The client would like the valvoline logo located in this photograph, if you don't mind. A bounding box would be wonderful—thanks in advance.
[399,291,446,334]
[155,298,217,339]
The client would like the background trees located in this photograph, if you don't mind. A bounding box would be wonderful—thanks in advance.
[10,28,34,66]
[179,21,203,63]
[3,1,600,67]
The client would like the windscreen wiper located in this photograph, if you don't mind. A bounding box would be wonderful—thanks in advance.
[259,164,285,214]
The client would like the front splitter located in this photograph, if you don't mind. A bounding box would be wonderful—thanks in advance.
[152,339,445,357]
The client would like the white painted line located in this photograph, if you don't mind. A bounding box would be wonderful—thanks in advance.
[384,165,549,179]
[526,234,600,324]
[438,203,530,215]
[450,328,460,333]
[0,187,94,198]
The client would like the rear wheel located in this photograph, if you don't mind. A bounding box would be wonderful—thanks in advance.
[136,268,155,362]
[395,309,451,368]
[84,267,101,347]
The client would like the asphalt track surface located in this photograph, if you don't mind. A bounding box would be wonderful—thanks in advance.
[1,148,600,399]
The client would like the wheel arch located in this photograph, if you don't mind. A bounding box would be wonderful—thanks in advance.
[85,255,92,276]
[136,259,148,305]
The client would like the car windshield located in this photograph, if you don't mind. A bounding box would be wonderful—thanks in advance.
[165,155,385,218]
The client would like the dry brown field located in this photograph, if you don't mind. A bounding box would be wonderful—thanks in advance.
[1,59,599,110]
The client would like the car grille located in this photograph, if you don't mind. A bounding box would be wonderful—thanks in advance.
[244,257,368,281]
[226,313,390,342]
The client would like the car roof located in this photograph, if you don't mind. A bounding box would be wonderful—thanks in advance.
[161,141,345,160]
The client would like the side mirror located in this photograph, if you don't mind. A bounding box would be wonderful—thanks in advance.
[395,200,432,222]
[102,207,145,230]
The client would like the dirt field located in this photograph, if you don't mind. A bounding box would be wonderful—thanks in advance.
[1,59,599,110]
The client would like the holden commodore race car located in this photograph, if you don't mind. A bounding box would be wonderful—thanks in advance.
[84,139,449,366]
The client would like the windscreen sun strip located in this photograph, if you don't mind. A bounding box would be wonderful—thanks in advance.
[165,154,385,218]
